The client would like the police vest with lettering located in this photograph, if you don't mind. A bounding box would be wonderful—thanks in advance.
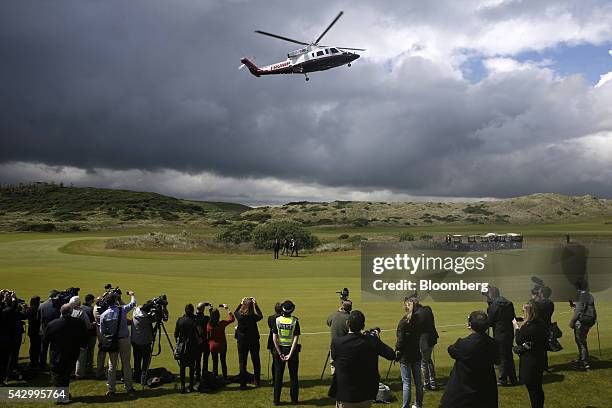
[276,315,298,347]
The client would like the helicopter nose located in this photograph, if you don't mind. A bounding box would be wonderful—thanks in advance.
[352,53,360,61]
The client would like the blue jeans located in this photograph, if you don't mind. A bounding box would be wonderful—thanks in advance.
[400,361,423,408]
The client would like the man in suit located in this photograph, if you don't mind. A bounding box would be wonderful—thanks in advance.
[38,290,60,369]
[330,310,396,408]
[44,304,88,405]
[486,286,517,386]
[441,310,499,408]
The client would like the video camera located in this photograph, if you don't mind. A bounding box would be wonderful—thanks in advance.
[97,284,122,314]
[336,287,350,302]
[52,287,80,307]
[148,294,169,323]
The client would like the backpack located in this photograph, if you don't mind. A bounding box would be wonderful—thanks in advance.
[375,383,395,404]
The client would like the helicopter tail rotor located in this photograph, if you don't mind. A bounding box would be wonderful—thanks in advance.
[239,57,262,77]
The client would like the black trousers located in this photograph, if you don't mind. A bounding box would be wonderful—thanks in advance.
[0,341,10,383]
[238,340,260,386]
[132,342,152,385]
[29,334,41,367]
[525,382,544,408]
[497,339,517,382]
[274,249,279,259]
[273,347,299,403]
[211,351,228,378]
[9,335,22,372]
[195,346,210,378]
[574,322,591,364]
[40,338,50,368]
[179,362,195,390]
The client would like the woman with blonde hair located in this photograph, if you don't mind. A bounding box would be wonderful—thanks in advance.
[234,297,263,389]
[396,297,423,408]
[513,301,546,408]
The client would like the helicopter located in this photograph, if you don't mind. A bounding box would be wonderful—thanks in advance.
[240,11,365,81]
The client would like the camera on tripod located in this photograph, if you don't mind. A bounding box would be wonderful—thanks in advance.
[148,294,169,322]
[336,287,350,302]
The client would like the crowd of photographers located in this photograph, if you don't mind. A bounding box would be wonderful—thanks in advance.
[0,277,599,407]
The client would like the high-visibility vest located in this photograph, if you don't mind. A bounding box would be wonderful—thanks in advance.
[276,315,297,347]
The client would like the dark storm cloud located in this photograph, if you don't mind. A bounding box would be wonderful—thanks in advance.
[1,0,612,200]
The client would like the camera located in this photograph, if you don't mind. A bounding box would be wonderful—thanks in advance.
[97,284,122,314]
[148,294,169,323]
[365,327,381,337]
[336,287,350,302]
[52,287,80,307]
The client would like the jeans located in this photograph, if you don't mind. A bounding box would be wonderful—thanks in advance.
[400,361,423,408]
[420,345,436,387]
[107,337,134,392]
[132,342,152,385]
[574,321,591,365]
[96,331,107,379]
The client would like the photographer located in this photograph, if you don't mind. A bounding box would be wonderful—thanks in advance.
[569,278,597,370]
[486,286,517,386]
[26,296,42,369]
[81,294,97,377]
[131,300,154,386]
[69,296,94,379]
[235,297,263,389]
[195,302,211,381]
[38,290,60,369]
[326,299,352,375]
[99,291,137,397]
[44,304,88,405]
[330,310,396,408]
[1,291,26,385]
[272,300,301,405]
[534,286,554,371]
[396,298,423,408]
[411,295,439,391]
[441,311,499,408]
[207,304,235,380]
[513,302,547,408]
[267,303,282,382]
[174,304,200,393]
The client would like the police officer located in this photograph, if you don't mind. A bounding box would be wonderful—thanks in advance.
[272,300,300,406]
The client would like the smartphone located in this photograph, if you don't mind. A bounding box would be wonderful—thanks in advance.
[515,317,524,322]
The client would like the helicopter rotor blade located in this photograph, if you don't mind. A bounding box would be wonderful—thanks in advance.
[337,47,366,51]
[254,30,309,46]
[314,11,343,45]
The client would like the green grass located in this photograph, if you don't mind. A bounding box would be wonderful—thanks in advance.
[1,227,612,407]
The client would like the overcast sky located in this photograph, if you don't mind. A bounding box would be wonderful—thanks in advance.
[1,0,611,205]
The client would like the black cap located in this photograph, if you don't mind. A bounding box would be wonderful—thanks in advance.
[281,300,295,315]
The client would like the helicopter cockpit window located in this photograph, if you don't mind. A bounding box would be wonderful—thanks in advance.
[311,53,315,58]
[316,51,324,56]
[325,49,329,54]
[330,48,340,54]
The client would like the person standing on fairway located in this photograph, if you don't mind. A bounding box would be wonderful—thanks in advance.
[272,300,300,406]
[570,278,597,370]
[326,300,352,374]
[235,297,263,389]
[273,238,281,259]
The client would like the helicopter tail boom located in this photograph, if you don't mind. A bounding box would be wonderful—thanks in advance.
[240,58,262,77]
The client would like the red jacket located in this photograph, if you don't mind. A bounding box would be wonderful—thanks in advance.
[207,312,235,353]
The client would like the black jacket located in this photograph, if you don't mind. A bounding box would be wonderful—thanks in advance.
[570,290,597,328]
[396,316,421,363]
[44,315,87,372]
[330,332,395,403]
[234,304,263,343]
[441,332,499,408]
[26,305,41,337]
[414,304,438,349]
[0,300,26,341]
[535,299,554,327]
[195,311,210,349]
[516,319,547,385]
[175,314,201,363]
[267,313,280,350]
[487,296,516,342]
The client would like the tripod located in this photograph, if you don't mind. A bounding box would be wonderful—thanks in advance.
[140,318,178,388]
